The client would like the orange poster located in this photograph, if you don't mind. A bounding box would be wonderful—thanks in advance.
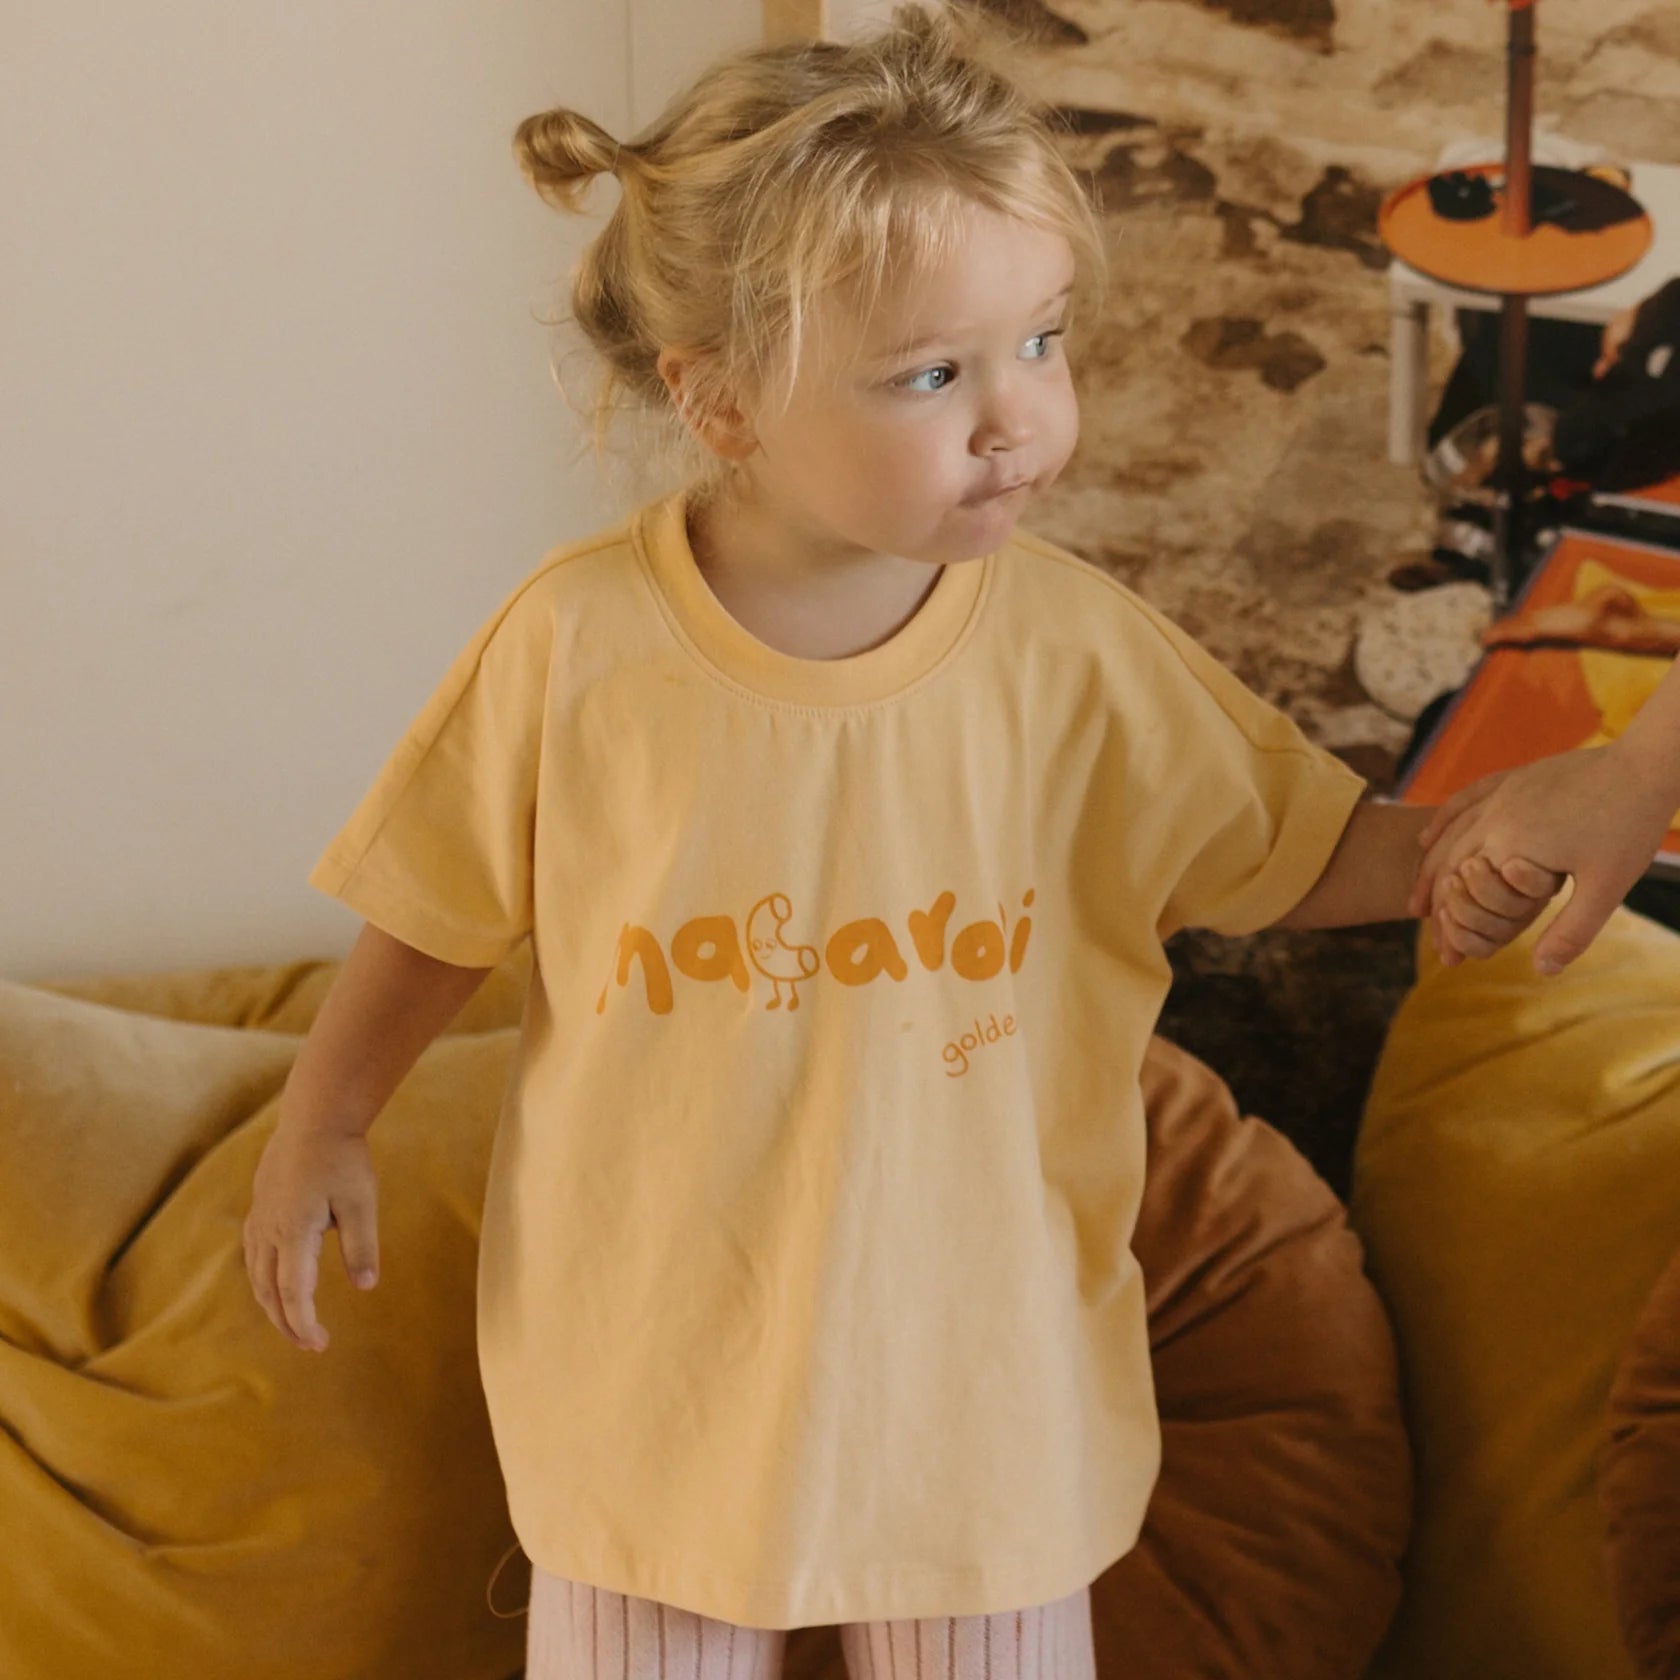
[1398,529,1680,877]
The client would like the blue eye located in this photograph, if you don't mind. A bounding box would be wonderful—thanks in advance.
[1023,330,1065,361]
[899,364,954,393]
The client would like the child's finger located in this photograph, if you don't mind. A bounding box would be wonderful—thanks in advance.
[249,1240,285,1337]
[1457,854,1540,918]
[331,1191,380,1291]
[1441,874,1515,943]
[1414,800,1497,914]
[1433,906,1466,967]
[257,1244,313,1352]
[276,1230,329,1352]
[1499,857,1565,899]
[1440,915,1500,962]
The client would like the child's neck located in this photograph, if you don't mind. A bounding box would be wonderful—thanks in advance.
[686,489,943,662]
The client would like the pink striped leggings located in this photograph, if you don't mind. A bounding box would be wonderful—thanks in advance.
[524,1570,1098,1680]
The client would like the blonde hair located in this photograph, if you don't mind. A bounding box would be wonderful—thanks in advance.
[513,2,1104,486]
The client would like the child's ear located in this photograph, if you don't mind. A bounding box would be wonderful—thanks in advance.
[655,347,758,462]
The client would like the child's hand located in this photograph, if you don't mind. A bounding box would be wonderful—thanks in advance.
[243,1125,380,1353]
[1429,853,1563,966]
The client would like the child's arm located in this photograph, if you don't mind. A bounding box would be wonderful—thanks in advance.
[243,923,492,1352]
[1270,800,1562,945]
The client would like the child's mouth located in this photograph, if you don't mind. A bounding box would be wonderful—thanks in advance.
[965,479,1031,507]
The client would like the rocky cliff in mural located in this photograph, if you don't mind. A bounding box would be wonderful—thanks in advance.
[988,0,1679,781]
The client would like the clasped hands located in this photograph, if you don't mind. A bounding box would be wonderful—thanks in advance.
[1410,740,1675,975]
[1414,816,1565,970]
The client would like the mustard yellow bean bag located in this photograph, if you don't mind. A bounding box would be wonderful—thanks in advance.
[0,957,532,1680]
[1352,897,1680,1680]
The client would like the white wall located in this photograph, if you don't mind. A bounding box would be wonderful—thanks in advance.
[2,0,757,982]
[633,0,762,125]
[826,0,895,37]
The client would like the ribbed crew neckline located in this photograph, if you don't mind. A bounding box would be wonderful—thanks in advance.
[632,492,991,708]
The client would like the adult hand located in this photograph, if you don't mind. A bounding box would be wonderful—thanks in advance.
[1410,743,1674,973]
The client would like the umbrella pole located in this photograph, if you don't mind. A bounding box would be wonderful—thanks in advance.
[1492,293,1529,606]
[1492,0,1537,606]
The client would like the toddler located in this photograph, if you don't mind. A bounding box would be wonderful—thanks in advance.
[243,8,1557,1676]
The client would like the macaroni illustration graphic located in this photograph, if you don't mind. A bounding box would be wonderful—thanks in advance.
[745,893,821,1011]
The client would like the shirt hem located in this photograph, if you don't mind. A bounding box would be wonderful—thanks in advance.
[515,1511,1148,1631]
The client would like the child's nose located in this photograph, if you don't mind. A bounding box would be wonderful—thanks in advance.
[974,393,1032,454]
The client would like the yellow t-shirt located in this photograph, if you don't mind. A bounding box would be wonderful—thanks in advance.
[310,491,1365,1629]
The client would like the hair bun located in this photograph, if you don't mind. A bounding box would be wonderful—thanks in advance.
[513,108,625,211]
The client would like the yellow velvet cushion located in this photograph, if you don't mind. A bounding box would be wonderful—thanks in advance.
[1351,899,1680,1680]
[0,957,529,1680]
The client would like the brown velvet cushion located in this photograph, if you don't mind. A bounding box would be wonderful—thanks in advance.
[784,1037,1411,1680]
[1603,1242,1680,1680]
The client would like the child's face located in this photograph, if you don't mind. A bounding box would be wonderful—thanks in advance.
[739,202,1080,568]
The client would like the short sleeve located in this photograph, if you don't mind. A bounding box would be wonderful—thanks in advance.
[308,587,549,968]
[1124,597,1368,941]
